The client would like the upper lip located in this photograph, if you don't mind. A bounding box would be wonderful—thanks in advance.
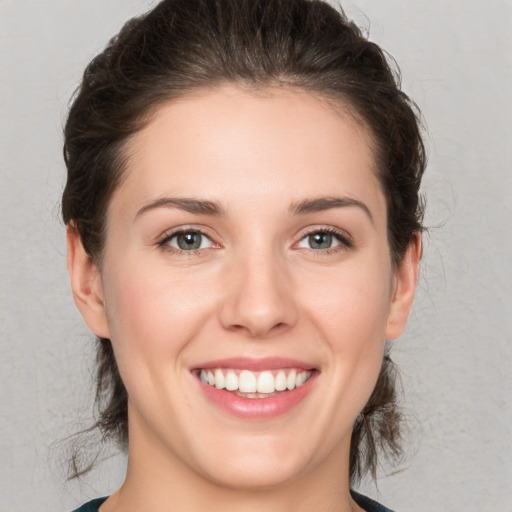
[191,357,317,372]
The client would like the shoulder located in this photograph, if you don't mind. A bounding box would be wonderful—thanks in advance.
[70,497,108,512]
[351,490,395,512]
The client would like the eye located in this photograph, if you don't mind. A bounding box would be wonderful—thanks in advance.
[162,230,214,251]
[296,229,351,251]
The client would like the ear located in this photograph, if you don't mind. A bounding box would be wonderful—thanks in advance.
[386,233,421,340]
[67,224,110,338]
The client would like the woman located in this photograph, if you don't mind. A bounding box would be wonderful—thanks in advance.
[63,0,425,510]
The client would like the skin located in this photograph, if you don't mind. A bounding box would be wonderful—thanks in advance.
[68,86,420,512]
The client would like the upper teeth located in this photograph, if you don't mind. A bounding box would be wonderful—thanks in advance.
[199,368,311,393]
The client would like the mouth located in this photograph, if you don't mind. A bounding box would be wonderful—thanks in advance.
[192,358,318,419]
[196,368,313,398]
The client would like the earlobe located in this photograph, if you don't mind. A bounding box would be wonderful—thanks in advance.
[67,224,110,338]
[385,233,421,340]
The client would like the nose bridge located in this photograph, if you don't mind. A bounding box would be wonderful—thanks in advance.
[220,239,297,338]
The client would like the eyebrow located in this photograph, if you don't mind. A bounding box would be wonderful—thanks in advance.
[135,195,373,223]
[289,196,374,223]
[135,197,225,219]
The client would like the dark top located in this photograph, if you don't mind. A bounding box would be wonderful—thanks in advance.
[71,497,107,512]
[352,491,395,512]
[72,492,394,511]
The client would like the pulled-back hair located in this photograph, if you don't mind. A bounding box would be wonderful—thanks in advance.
[62,0,425,483]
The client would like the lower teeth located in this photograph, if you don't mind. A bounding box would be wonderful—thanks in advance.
[234,391,282,399]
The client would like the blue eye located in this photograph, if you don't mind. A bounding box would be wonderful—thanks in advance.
[164,231,213,251]
[297,230,349,250]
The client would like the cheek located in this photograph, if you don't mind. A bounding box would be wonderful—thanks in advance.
[288,259,393,457]
[300,260,393,346]
[102,261,217,361]
[99,261,222,422]
[300,258,392,399]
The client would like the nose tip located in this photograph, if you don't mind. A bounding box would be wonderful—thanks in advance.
[219,260,297,339]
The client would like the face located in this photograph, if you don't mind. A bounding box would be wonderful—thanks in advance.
[70,86,418,492]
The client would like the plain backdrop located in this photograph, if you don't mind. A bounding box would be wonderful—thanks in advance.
[1,1,511,511]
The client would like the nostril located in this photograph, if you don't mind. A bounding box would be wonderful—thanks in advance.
[226,320,289,338]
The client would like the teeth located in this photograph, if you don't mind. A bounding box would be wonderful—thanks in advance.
[239,370,257,393]
[214,369,225,389]
[296,371,307,387]
[287,369,296,390]
[256,371,274,393]
[199,368,312,395]
[275,370,287,391]
[225,370,238,391]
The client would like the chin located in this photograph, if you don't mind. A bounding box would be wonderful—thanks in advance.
[188,433,326,492]
[200,456,307,491]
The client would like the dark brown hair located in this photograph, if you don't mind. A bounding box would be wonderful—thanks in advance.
[62,0,425,483]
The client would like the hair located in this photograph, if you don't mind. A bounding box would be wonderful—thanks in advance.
[62,0,425,484]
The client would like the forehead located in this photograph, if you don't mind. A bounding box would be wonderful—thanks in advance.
[112,85,386,225]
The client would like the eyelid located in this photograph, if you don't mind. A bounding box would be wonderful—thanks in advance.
[157,225,220,252]
[155,224,352,254]
[293,226,353,250]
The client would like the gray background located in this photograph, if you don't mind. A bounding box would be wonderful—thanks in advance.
[1,1,511,510]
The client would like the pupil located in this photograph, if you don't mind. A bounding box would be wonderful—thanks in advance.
[178,232,201,250]
[310,232,332,249]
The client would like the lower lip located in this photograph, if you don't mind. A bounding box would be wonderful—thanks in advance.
[196,373,318,419]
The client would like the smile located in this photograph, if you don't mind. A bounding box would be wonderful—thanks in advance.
[199,368,312,397]
[192,357,318,418]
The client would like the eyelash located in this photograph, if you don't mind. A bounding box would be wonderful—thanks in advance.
[157,227,353,255]
[157,228,216,255]
[295,227,353,254]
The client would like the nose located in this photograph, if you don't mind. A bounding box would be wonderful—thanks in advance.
[219,251,298,339]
